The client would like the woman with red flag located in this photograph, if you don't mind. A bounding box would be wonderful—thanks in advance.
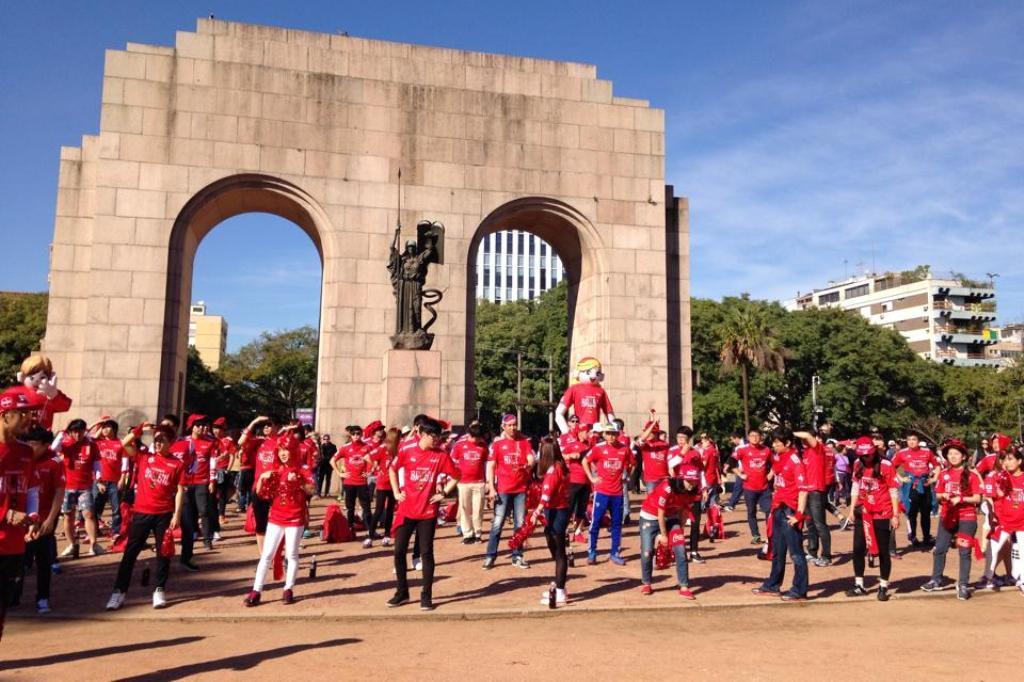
[243,434,315,607]
[105,423,185,611]
[845,436,900,601]
[921,439,983,600]
[530,436,570,606]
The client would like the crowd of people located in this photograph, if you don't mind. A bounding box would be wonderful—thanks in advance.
[2,360,1023,632]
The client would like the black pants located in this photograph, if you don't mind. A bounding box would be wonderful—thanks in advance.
[932,519,978,585]
[393,517,436,601]
[237,469,255,511]
[17,535,57,603]
[114,512,172,592]
[568,483,590,522]
[0,554,22,642]
[343,484,372,529]
[217,471,237,517]
[907,487,933,540]
[805,491,832,559]
[317,465,334,497]
[368,489,396,538]
[852,510,892,580]
[181,484,212,561]
[544,508,570,589]
[689,500,702,553]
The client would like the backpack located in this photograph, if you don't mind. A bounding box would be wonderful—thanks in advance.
[321,503,354,542]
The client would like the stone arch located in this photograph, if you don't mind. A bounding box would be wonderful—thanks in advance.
[158,173,333,417]
[463,197,608,419]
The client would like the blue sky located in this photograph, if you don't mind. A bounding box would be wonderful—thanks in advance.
[2,1,1021,350]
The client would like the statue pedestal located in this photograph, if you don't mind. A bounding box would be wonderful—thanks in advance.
[381,349,442,428]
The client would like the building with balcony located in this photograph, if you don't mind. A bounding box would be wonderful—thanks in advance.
[786,271,1000,367]
[992,324,1024,365]
[188,301,228,370]
[474,230,565,303]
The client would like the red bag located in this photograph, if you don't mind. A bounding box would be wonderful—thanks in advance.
[158,529,176,558]
[111,502,134,553]
[704,503,725,541]
[508,515,539,551]
[244,506,257,535]
[440,500,459,523]
[654,540,673,570]
[320,504,354,543]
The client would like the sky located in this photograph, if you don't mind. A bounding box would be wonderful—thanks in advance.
[1,1,1021,350]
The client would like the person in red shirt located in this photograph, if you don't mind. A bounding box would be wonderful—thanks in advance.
[332,424,373,540]
[211,417,238,529]
[483,415,536,569]
[560,421,593,547]
[238,415,283,554]
[844,437,900,601]
[0,386,45,637]
[666,425,708,563]
[242,433,315,607]
[172,414,220,569]
[20,426,64,613]
[530,436,571,605]
[639,462,702,599]
[452,421,488,544]
[583,423,633,565]
[794,430,832,567]
[892,431,940,547]
[921,439,983,600]
[53,418,104,557]
[733,429,772,544]
[105,424,185,611]
[555,360,615,433]
[987,448,1024,594]
[697,432,722,507]
[387,418,459,611]
[752,429,812,601]
[366,424,397,547]
[638,417,670,493]
[89,417,130,539]
[235,417,260,513]
[978,456,1012,590]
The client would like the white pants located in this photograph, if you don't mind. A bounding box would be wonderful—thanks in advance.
[253,522,303,591]
[457,482,486,536]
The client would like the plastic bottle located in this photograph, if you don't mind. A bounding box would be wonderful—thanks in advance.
[309,555,318,578]
[141,566,151,586]
[548,582,556,609]
[72,544,79,559]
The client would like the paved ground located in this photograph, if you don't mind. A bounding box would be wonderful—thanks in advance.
[3,494,1021,678]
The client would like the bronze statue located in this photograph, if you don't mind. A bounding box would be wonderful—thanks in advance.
[388,220,444,350]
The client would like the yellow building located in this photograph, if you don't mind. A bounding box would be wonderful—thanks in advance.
[188,302,227,370]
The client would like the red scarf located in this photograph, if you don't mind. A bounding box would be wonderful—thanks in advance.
[764,500,803,561]
[860,508,879,556]
[956,532,984,561]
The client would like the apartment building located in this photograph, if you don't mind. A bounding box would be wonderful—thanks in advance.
[474,230,565,302]
[786,272,1000,367]
[188,301,228,370]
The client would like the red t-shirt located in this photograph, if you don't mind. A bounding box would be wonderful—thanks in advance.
[133,453,186,515]
[254,436,279,479]
[853,460,898,518]
[802,442,828,492]
[976,454,997,477]
[299,438,318,471]
[263,465,314,526]
[772,449,811,510]
[489,436,534,494]
[994,471,1024,532]
[34,455,65,523]
[559,383,614,425]
[559,433,591,485]
[0,440,38,554]
[935,468,982,522]
[640,479,685,517]
[735,444,771,492]
[239,437,257,470]
[639,440,670,482]
[539,464,570,510]
[699,444,721,486]
[451,439,488,484]
[336,442,371,486]
[667,444,701,479]
[368,443,391,491]
[823,443,837,485]
[215,436,238,470]
[183,436,219,486]
[892,447,939,479]
[585,442,633,496]
[391,445,459,520]
[58,436,99,491]
[95,438,126,482]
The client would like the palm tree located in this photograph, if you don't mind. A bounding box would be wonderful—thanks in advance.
[719,305,786,433]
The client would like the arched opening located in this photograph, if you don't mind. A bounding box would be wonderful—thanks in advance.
[464,198,606,431]
[159,174,332,423]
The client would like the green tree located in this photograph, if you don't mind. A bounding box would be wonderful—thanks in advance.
[0,292,48,384]
[719,302,786,433]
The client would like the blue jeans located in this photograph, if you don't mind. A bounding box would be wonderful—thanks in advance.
[728,476,744,508]
[589,492,624,557]
[639,517,688,586]
[486,492,526,559]
[761,507,809,597]
[92,480,122,536]
[744,488,772,537]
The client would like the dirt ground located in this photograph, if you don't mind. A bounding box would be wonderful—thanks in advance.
[3,494,1021,679]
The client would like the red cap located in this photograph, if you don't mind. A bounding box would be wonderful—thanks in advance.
[212,417,227,427]
[991,433,1012,453]
[364,419,383,435]
[186,414,209,429]
[854,436,875,457]
[578,422,594,431]
[0,386,46,412]
[941,438,968,456]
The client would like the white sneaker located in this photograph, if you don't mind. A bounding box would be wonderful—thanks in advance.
[105,591,126,611]
[212,532,222,542]
[381,537,392,546]
[37,598,52,614]
[414,560,423,571]
[90,543,108,556]
[60,544,77,558]
[152,588,167,609]
[362,538,373,549]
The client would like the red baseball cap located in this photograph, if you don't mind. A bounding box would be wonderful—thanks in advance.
[186,414,209,429]
[212,417,227,427]
[854,436,875,457]
[364,419,384,434]
[0,386,46,412]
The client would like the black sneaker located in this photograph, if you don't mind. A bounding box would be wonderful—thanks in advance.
[462,536,475,545]
[845,584,869,597]
[386,593,410,608]
[920,579,943,592]
[877,586,890,602]
[957,584,971,601]
[420,598,435,611]
[512,556,531,569]
[180,560,200,572]
[689,552,706,564]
